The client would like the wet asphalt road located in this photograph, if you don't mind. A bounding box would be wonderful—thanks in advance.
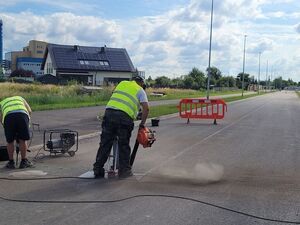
[0,91,299,225]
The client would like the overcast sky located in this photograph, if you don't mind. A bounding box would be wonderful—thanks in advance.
[1,0,299,81]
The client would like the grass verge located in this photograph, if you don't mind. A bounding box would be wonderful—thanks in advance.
[0,82,247,111]
[148,92,264,118]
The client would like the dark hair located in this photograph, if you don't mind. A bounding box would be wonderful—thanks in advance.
[132,74,145,83]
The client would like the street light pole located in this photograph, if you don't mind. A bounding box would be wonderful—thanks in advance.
[258,52,261,94]
[265,60,268,92]
[206,0,214,100]
[241,35,247,97]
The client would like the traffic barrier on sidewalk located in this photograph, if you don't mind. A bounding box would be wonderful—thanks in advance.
[178,98,227,124]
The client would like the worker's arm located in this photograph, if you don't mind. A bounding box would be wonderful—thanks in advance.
[139,102,149,127]
[23,99,32,115]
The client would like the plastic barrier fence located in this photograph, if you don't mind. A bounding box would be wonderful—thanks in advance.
[178,98,227,124]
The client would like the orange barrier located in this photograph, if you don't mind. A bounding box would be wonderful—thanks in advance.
[178,98,227,124]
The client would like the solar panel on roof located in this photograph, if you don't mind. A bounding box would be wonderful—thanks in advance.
[50,44,134,72]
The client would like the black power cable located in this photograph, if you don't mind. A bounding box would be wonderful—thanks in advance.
[0,176,84,181]
[0,177,299,224]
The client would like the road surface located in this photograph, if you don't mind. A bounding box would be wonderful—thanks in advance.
[0,91,299,225]
[0,91,255,147]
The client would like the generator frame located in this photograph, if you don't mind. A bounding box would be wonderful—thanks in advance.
[43,129,78,156]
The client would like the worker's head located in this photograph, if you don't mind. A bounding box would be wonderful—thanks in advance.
[132,74,145,87]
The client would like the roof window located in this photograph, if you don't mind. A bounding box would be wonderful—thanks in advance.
[99,61,109,66]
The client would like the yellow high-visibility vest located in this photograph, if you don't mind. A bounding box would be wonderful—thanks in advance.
[0,96,29,123]
[106,81,142,119]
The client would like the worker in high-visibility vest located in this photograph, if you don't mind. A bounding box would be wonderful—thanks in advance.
[93,74,149,178]
[0,96,33,169]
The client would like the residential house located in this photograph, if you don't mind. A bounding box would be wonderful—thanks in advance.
[41,44,137,86]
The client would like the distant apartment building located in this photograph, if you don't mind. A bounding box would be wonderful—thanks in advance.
[5,40,47,77]
[17,57,44,76]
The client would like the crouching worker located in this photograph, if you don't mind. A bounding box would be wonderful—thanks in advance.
[0,96,33,169]
[93,74,149,178]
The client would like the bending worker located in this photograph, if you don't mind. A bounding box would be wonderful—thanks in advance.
[93,74,149,178]
[0,96,33,169]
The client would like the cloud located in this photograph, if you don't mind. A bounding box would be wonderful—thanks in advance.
[0,12,120,51]
[247,38,274,53]
[141,43,169,63]
[1,0,299,81]
[290,12,300,19]
[0,0,23,8]
[267,11,286,18]
[296,24,300,33]
[0,0,99,15]
[47,13,119,44]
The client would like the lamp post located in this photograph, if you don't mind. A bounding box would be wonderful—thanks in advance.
[206,0,214,100]
[258,52,261,94]
[270,65,273,90]
[241,35,247,97]
[265,60,268,92]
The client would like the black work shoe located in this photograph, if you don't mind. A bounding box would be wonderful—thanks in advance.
[5,160,15,169]
[94,167,105,178]
[118,169,133,179]
[19,159,34,169]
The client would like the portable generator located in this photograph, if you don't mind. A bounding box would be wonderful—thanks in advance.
[43,129,78,156]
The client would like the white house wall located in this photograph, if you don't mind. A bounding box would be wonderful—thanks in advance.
[44,53,56,76]
[93,71,132,86]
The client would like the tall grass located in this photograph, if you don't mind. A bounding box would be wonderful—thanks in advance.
[0,82,248,111]
[0,82,113,110]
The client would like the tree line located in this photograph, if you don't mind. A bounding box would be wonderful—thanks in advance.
[146,67,299,90]
[2,66,299,90]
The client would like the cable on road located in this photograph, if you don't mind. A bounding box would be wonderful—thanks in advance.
[0,103,298,224]
[0,177,299,224]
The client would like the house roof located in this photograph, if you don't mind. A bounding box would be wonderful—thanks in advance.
[41,44,135,72]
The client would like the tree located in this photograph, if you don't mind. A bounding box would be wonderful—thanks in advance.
[188,67,206,89]
[170,78,184,88]
[209,67,222,80]
[146,76,156,87]
[154,76,171,88]
[146,76,153,82]
[227,76,236,87]
[273,77,283,89]
[206,66,222,88]
[236,72,250,89]
[183,76,195,89]
[217,77,233,87]
[287,78,296,86]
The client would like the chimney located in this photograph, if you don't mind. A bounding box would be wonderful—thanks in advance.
[74,45,79,51]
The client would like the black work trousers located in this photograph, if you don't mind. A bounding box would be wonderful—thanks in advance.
[93,109,134,173]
